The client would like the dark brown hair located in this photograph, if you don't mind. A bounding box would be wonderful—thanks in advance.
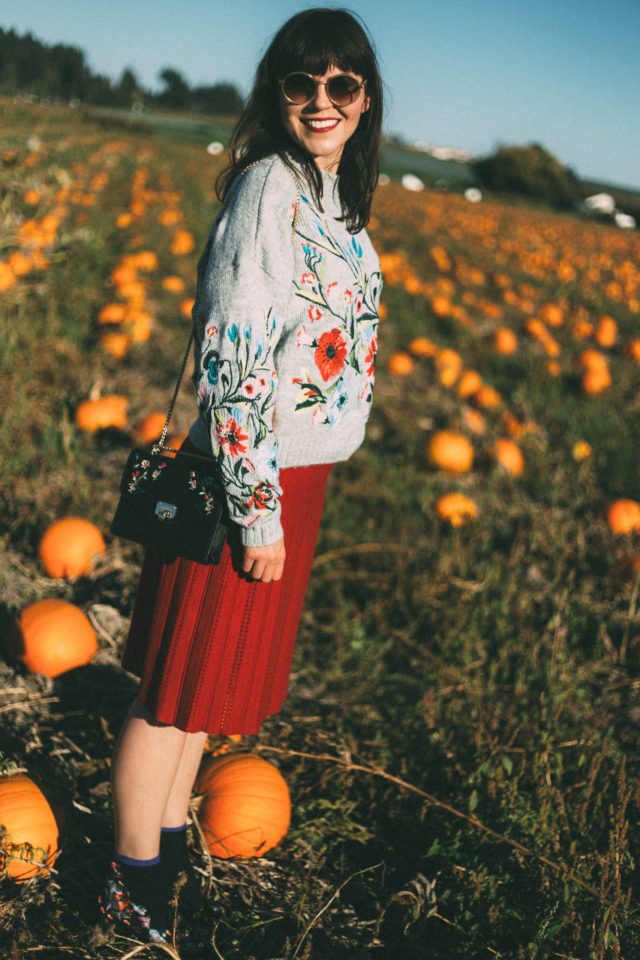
[216,7,383,233]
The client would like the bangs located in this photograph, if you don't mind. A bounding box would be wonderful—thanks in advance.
[269,12,372,79]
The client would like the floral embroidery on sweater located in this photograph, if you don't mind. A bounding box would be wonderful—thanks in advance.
[292,195,381,425]
[198,307,280,524]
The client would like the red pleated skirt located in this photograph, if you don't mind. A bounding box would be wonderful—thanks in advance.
[121,462,333,735]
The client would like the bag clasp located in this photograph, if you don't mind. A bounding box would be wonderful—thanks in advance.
[155,501,177,521]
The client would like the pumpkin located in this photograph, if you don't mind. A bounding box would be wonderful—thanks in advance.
[539,303,564,327]
[0,775,60,881]
[582,366,611,395]
[408,336,437,358]
[162,275,185,293]
[594,315,617,348]
[472,385,502,409]
[387,351,414,376]
[6,598,98,678]
[624,340,640,363]
[606,499,640,536]
[195,753,290,859]
[492,438,524,476]
[97,303,127,325]
[428,430,474,474]
[493,327,518,355]
[75,394,128,432]
[170,229,195,256]
[572,440,592,461]
[430,294,452,318]
[180,298,196,319]
[457,369,483,399]
[435,492,478,527]
[100,331,130,359]
[576,349,608,372]
[38,517,105,578]
[135,412,167,445]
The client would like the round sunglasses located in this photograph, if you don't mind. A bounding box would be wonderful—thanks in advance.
[279,72,366,107]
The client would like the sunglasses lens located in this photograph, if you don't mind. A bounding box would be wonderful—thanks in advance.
[327,76,360,105]
[282,74,315,104]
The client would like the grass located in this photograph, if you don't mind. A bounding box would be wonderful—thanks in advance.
[1,97,640,958]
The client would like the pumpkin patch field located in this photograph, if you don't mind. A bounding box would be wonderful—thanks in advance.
[3,98,640,958]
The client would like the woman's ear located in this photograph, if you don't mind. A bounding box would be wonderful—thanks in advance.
[361,93,371,114]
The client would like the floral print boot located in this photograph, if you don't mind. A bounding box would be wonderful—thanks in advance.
[98,859,174,943]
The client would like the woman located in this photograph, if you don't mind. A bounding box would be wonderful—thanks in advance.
[100,7,383,944]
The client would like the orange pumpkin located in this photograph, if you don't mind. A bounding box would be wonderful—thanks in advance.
[428,430,474,474]
[162,275,185,293]
[38,518,105,578]
[572,440,592,461]
[624,340,640,363]
[576,349,608,372]
[195,753,290,859]
[170,229,195,256]
[75,395,128,432]
[387,351,414,376]
[430,294,452,318]
[408,336,437,358]
[135,412,167,445]
[0,775,60,881]
[493,327,518,355]
[472,385,502,409]
[6,599,98,678]
[100,331,130,359]
[582,366,611,395]
[435,492,478,526]
[539,303,564,327]
[492,438,524,477]
[606,500,640,536]
[594,315,617,348]
[457,369,483,399]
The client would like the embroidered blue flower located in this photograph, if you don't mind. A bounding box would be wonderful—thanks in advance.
[228,323,238,343]
[207,358,219,385]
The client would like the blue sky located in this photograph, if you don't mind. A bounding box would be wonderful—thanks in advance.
[4,0,639,188]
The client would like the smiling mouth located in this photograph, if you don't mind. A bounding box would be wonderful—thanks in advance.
[301,118,340,131]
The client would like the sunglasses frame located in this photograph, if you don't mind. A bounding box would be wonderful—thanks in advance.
[279,71,367,107]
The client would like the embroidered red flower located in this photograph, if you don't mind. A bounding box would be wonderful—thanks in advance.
[315,328,347,382]
[307,305,322,323]
[301,272,315,285]
[216,417,248,457]
[365,334,378,378]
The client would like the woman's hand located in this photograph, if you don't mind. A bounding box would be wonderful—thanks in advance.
[242,538,286,582]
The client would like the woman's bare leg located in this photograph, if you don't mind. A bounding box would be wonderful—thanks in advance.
[111,700,189,860]
[162,729,208,828]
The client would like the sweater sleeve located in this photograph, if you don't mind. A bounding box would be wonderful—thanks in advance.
[191,159,297,546]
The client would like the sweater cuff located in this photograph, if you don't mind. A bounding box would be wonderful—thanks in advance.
[239,513,284,547]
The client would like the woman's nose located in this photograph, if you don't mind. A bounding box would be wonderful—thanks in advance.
[308,80,333,110]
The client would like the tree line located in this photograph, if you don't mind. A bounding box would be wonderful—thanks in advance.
[0,27,244,114]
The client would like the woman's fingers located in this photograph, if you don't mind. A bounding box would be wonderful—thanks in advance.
[242,539,286,582]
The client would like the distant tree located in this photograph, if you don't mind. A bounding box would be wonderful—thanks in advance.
[156,67,191,109]
[85,72,117,106]
[191,81,244,116]
[472,143,580,209]
[114,68,141,109]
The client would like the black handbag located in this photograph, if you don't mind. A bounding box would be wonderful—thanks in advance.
[111,332,229,564]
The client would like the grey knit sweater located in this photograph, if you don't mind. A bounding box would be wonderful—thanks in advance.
[189,154,381,546]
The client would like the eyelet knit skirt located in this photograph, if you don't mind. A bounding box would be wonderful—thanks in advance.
[121,462,333,735]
